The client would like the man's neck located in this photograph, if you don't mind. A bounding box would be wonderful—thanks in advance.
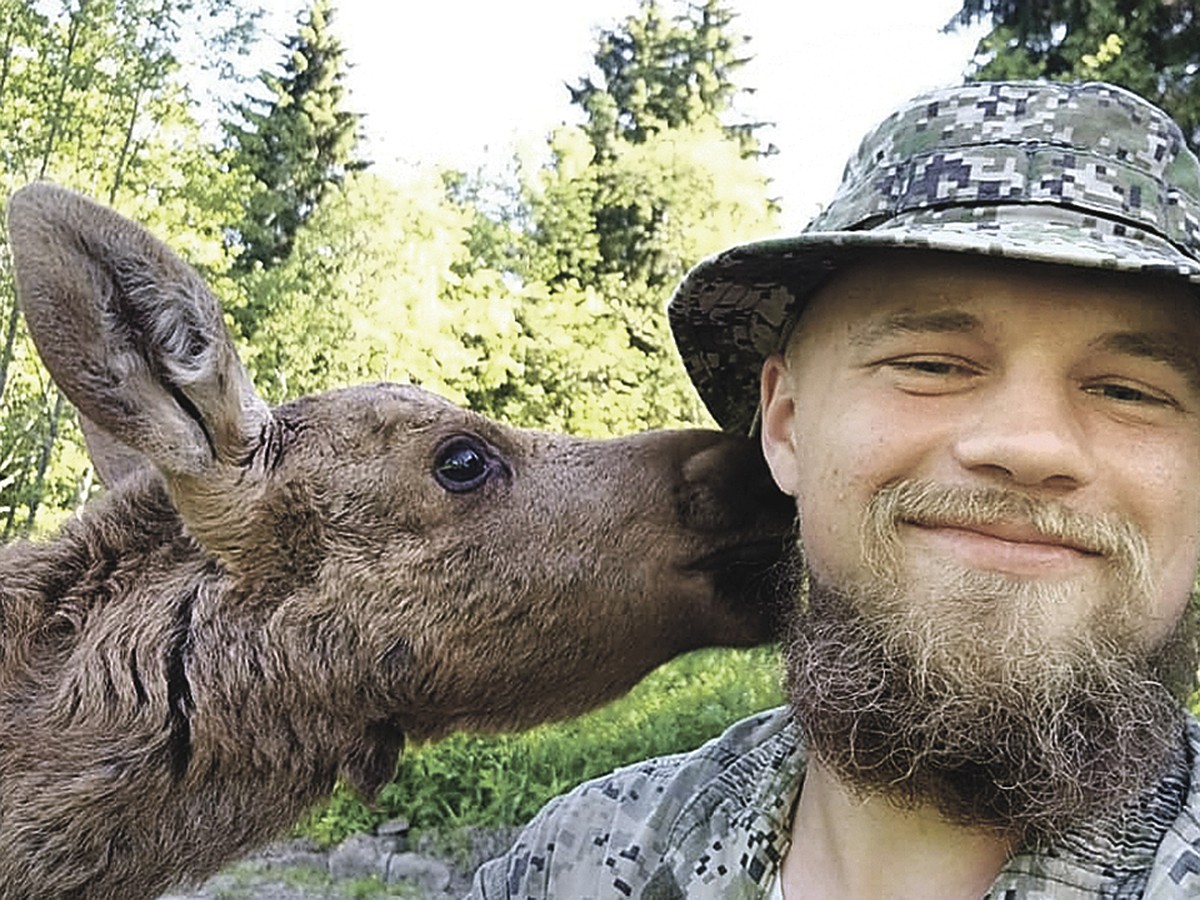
[780,760,1013,900]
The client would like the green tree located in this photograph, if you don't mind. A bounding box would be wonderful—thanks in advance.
[449,0,778,436]
[240,170,522,409]
[225,0,367,279]
[481,121,774,435]
[570,0,767,159]
[229,0,775,440]
[0,0,254,535]
[951,0,1200,149]
[531,0,775,305]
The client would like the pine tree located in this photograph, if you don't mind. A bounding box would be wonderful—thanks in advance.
[569,0,766,160]
[512,0,773,296]
[226,0,367,276]
[445,0,776,435]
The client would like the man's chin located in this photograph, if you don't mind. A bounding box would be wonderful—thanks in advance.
[783,576,1194,845]
[881,559,1124,658]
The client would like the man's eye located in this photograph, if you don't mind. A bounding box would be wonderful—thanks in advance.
[1086,381,1173,406]
[884,356,977,378]
[876,356,980,394]
[894,359,965,376]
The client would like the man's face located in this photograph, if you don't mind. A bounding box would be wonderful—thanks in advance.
[763,251,1200,650]
[760,250,1200,839]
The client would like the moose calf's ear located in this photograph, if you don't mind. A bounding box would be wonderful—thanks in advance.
[78,414,151,488]
[5,183,270,481]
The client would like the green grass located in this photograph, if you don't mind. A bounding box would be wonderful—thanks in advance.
[299,645,783,846]
[211,862,428,899]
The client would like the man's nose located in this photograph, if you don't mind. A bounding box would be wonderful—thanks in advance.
[951,376,1095,490]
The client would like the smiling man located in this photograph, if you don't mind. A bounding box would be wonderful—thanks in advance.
[473,82,1200,899]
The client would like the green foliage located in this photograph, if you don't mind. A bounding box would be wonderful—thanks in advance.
[234,169,523,408]
[303,787,381,849]
[570,0,765,159]
[440,0,778,436]
[298,647,783,846]
[226,0,367,275]
[952,0,1200,150]
[0,0,253,536]
[1,3,786,852]
[211,861,424,899]
[462,7,778,434]
[0,0,780,528]
[430,68,778,438]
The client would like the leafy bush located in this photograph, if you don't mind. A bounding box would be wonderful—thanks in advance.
[299,646,783,845]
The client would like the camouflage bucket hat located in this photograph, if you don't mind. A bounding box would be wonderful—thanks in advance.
[668,81,1200,434]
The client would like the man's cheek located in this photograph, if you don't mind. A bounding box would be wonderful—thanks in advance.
[794,500,856,585]
[1147,569,1199,648]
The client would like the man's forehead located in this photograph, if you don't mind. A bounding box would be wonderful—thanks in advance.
[843,303,1199,377]
[788,253,1200,377]
[805,251,1200,327]
[849,309,981,346]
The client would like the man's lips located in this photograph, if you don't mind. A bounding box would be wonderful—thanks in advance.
[902,519,1101,575]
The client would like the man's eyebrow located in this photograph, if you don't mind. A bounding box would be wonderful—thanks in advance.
[850,310,982,346]
[1095,331,1200,390]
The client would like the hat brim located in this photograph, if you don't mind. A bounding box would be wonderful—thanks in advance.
[668,203,1200,434]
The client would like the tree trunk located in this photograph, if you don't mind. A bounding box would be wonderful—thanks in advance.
[4,470,25,540]
[0,0,89,405]
[9,1,88,532]
[0,15,16,105]
[37,0,88,181]
[23,389,64,534]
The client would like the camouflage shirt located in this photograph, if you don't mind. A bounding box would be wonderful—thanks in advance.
[470,706,1200,899]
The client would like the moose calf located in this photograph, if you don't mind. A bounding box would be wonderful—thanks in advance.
[0,184,791,899]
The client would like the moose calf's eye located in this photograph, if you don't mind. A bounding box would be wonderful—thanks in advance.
[433,438,493,492]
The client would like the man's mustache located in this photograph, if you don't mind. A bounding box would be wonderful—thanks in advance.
[863,479,1151,587]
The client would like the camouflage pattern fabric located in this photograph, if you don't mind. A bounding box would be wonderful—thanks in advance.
[667,81,1200,435]
[470,709,800,899]
[470,706,1200,899]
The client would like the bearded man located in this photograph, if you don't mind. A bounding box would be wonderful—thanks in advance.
[471,81,1200,899]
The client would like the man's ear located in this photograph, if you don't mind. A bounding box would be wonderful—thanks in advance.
[760,354,801,496]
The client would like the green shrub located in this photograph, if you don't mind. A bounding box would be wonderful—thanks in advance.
[299,646,783,845]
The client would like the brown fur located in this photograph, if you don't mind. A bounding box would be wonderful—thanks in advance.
[0,183,791,899]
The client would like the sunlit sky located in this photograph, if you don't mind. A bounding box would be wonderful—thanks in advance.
[259,0,986,232]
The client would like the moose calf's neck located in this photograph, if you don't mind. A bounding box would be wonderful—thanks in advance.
[0,470,408,894]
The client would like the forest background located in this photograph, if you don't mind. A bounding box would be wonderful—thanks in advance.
[0,0,1196,846]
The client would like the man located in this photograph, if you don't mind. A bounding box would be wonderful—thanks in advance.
[472,81,1200,899]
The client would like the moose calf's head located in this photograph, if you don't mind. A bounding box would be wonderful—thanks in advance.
[4,184,792,750]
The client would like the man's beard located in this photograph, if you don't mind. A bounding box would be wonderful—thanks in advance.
[784,479,1199,846]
